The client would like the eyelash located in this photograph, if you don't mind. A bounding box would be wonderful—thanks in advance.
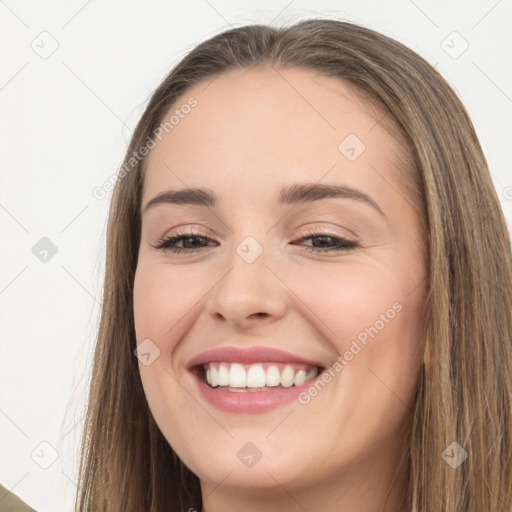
[152,228,359,255]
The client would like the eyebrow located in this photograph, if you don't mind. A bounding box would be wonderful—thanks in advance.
[142,183,385,217]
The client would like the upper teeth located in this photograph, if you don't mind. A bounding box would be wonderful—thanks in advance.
[204,362,319,388]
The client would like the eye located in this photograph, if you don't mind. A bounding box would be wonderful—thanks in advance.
[152,229,216,254]
[292,228,359,254]
[151,228,359,255]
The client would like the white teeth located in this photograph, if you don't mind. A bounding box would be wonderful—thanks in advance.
[280,365,295,388]
[266,365,281,387]
[229,363,246,387]
[247,364,266,388]
[218,364,230,386]
[204,362,319,389]
[293,369,306,386]
[305,368,317,381]
[210,365,218,387]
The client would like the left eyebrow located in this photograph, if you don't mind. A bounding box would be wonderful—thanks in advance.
[279,183,385,217]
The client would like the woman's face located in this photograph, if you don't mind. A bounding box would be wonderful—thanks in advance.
[133,66,427,501]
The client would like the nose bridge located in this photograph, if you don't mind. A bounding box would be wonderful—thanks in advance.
[205,231,287,324]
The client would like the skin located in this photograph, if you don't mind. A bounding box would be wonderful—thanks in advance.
[133,66,427,512]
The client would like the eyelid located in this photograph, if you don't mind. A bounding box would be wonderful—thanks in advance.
[152,224,360,255]
[297,225,357,240]
[155,223,356,244]
[158,223,216,239]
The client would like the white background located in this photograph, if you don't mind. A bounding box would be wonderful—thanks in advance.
[0,1,511,510]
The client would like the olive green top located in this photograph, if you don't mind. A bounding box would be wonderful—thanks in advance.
[0,485,36,512]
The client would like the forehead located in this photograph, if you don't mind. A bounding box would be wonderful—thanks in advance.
[142,66,405,204]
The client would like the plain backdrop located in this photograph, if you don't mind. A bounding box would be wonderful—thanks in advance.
[0,1,511,510]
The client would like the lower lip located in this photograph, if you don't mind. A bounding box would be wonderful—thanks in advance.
[190,368,320,414]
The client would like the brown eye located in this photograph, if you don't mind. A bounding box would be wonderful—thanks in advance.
[153,231,216,254]
[293,229,358,254]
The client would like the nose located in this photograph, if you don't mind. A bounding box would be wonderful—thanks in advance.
[204,245,288,330]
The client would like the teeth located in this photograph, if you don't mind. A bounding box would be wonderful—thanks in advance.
[210,365,218,387]
[266,365,280,387]
[229,363,247,387]
[218,364,230,386]
[293,369,306,386]
[247,364,266,388]
[280,365,295,388]
[305,368,317,381]
[204,362,319,389]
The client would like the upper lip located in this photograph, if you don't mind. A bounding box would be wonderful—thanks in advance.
[187,346,325,369]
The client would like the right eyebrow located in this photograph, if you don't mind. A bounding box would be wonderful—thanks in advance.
[142,188,216,214]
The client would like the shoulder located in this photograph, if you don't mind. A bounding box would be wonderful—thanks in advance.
[0,484,37,512]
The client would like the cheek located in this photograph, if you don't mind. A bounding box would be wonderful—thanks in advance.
[289,261,422,346]
[287,260,426,402]
[132,262,213,419]
[133,263,200,458]
[133,263,205,350]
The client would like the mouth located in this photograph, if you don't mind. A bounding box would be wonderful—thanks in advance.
[196,361,323,392]
[187,346,326,413]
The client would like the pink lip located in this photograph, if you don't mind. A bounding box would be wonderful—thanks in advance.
[187,346,325,414]
[191,373,318,414]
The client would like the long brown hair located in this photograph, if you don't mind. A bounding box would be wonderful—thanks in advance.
[75,19,512,511]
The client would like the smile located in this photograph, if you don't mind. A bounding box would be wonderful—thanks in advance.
[203,362,319,390]
[187,346,326,413]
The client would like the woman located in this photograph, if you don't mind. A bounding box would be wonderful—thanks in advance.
[75,19,512,511]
